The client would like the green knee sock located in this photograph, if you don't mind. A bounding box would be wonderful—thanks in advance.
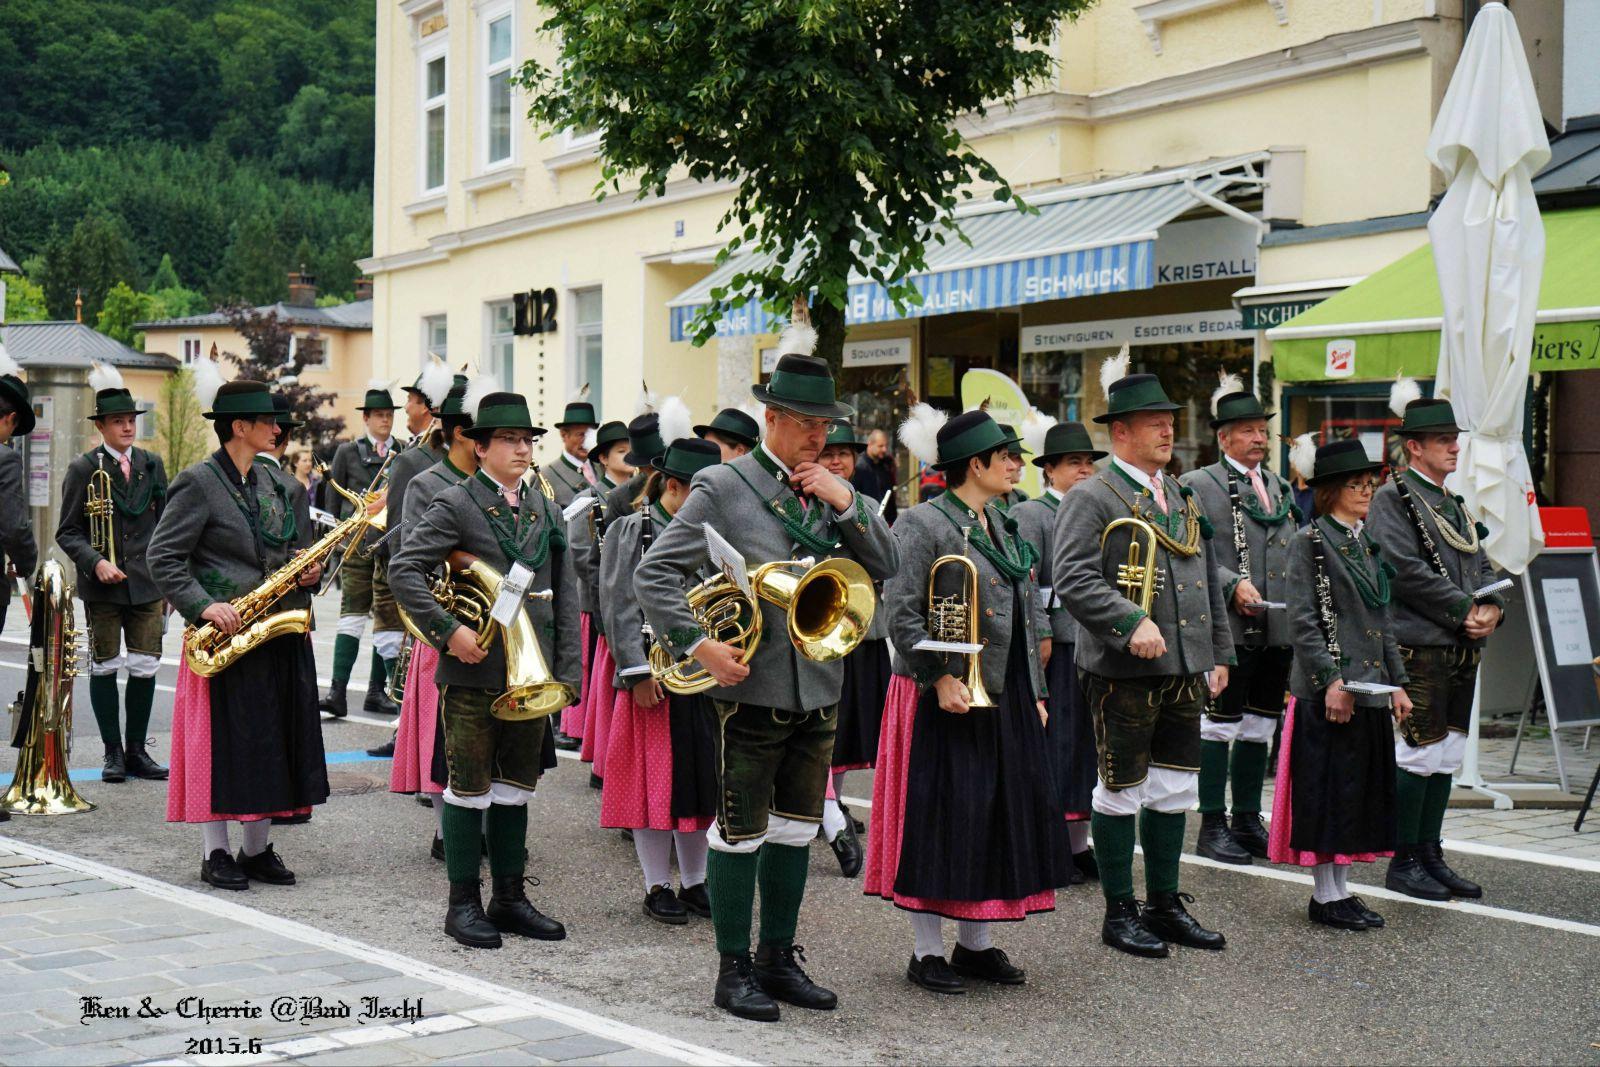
[88,675,121,747]
[1197,739,1230,814]
[441,804,484,883]
[124,676,157,748]
[382,656,398,685]
[756,842,811,947]
[705,849,760,955]
[1395,770,1429,846]
[485,803,528,878]
[1139,809,1187,897]
[1229,740,1270,815]
[369,648,386,688]
[1091,811,1136,903]
[331,633,359,685]
[1418,772,1454,845]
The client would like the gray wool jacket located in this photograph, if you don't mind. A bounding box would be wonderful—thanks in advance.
[635,449,899,712]
[1179,459,1296,649]
[328,436,394,550]
[0,444,38,597]
[56,445,167,605]
[1008,490,1073,644]
[382,438,443,560]
[885,496,1046,700]
[567,475,620,621]
[255,455,315,610]
[543,453,588,510]
[1367,471,1503,649]
[605,471,648,529]
[1053,464,1234,680]
[1287,516,1410,707]
[600,504,670,690]
[388,474,582,695]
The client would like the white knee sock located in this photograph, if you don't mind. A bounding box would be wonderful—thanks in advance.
[201,822,230,857]
[674,829,709,888]
[909,911,945,961]
[956,920,992,952]
[1311,862,1341,904]
[431,795,445,836]
[821,798,848,843]
[1067,821,1091,853]
[633,828,674,892]
[1333,864,1351,899]
[240,820,270,858]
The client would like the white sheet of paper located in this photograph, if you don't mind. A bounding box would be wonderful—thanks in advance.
[309,506,337,528]
[490,562,534,627]
[1543,577,1594,667]
[914,638,985,655]
[562,494,597,524]
[1474,577,1513,598]
[1340,681,1401,696]
[1036,585,1054,610]
[704,524,751,601]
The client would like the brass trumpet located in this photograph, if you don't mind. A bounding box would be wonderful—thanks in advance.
[87,464,117,569]
[925,550,996,709]
[1102,516,1164,613]
[3,561,94,815]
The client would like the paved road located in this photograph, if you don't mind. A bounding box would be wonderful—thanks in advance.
[0,595,1596,1064]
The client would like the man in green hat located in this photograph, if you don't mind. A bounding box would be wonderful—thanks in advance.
[1369,379,1503,902]
[636,313,898,1021]
[1055,351,1234,960]
[322,380,403,718]
[55,362,170,783]
[546,385,599,508]
[696,407,761,461]
[995,423,1029,510]
[0,344,37,640]
[1180,374,1297,866]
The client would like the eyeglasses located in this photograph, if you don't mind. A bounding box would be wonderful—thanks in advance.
[1343,480,1380,494]
[776,408,833,434]
[491,432,536,448]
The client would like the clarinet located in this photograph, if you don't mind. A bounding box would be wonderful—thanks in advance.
[638,505,657,646]
[1227,471,1263,641]
[1309,522,1342,664]
[1393,471,1447,577]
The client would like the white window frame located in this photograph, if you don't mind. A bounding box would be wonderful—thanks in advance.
[569,286,603,417]
[289,333,328,370]
[180,334,202,364]
[481,3,515,171]
[422,314,448,370]
[485,300,516,389]
[419,39,450,195]
[136,400,157,442]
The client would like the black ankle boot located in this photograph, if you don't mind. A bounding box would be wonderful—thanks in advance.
[753,943,837,1010]
[366,736,396,758]
[486,874,566,940]
[1195,811,1251,864]
[124,744,168,781]
[1143,891,1226,950]
[1229,811,1270,858]
[363,671,399,716]
[445,880,502,948]
[552,729,581,752]
[1101,898,1167,958]
[714,952,779,1021]
[318,683,348,718]
[102,743,126,783]
[1385,847,1451,901]
[1414,841,1482,898]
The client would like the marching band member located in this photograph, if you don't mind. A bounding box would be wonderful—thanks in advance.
[1270,436,1413,929]
[606,410,666,522]
[696,407,761,461]
[599,437,722,924]
[546,385,599,508]
[636,314,897,1022]
[1009,418,1106,882]
[150,379,328,890]
[0,346,37,642]
[1055,351,1233,959]
[55,363,169,783]
[571,420,636,778]
[866,407,1068,995]
[389,389,580,949]
[1369,380,1503,901]
[1181,375,1296,865]
[995,423,1029,510]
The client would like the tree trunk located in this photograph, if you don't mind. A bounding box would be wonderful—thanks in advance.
[810,297,847,379]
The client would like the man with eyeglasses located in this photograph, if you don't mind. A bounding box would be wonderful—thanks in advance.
[1368,380,1503,902]
[390,390,581,950]
[636,305,898,1022]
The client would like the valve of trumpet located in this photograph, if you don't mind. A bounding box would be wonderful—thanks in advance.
[526,589,554,602]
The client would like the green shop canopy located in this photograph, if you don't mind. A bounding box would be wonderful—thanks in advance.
[1267,207,1600,382]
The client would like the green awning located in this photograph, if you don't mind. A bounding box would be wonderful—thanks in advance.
[1268,207,1600,381]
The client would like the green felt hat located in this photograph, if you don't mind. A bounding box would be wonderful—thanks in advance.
[204,380,276,421]
[462,392,544,439]
[651,437,722,482]
[752,354,854,419]
[623,413,666,467]
[357,385,398,412]
[272,393,303,429]
[934,411,1020,471]
[998,423,1027,456]
[1398,398,1462,436]
[1210,390,1274,429]
[438,375,471,418]
[1307,439,1384,486]
[1031,421,1107,466]
[695,407,761,448]
[1094,373,1180,424]
[592,420,629,454]
[0,373,35,436]
[89,388,139,419]
[555,395,599,428]
[823,420,867,453]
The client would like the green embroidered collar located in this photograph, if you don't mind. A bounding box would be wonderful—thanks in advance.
[205,454,295,546]
[1213,463,1294,526]
[468,473,564,569]
[731,455,839,555]
[96,447,164,517]
[1318,515,1393,609]
[441,456,469,481]
[932,491,1036,581]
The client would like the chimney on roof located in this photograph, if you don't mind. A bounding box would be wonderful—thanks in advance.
[354,277,373,301]
[75,288,83,324]
[287,269,318,308]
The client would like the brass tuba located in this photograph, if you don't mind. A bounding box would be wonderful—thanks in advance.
[649,558,876,696]
[925,550,997,709]
[3,561,94,815]
[87,462,117,569]
[1101,516,1164,613]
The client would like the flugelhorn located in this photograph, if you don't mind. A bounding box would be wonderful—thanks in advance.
[3,561,94,815]
[1102,516,1164,613]
[87,461,117,570]
[925,546,997,709]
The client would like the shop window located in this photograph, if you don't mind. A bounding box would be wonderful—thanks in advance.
[572,288,603,415]
[137,401,157,442]
[180,335,202,364]
[1020,350,1084,423]
[487,301,515,387]
[1130,338,1255,474]
[1279,382,1406,476]
[483,9,514,168]
[421,50,448,193]
[423,314,448,369]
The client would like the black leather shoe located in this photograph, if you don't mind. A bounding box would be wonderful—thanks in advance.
[1101,898,1167,958]
[363,673,399,716]
[1385,848,1451,901]
[445,880,502,949]
[124,744,168,780]
[714,952,780,1022]
[906,954,965,994]
[271,812,311,825]
[102,743,126,783]
[1347,895,1385,928]
[486,875,566,940]
[201,848,248,891]
[588,772,603,790]
[838,799,866,836]
[829,821,863,878]
[1143,891,1226,950]
[1308,897,1368,931]
[1415,841,1482,898]
[950,944,1025,985]
[1196,812,1252,865]
[319,684,348,718]
[552,729,581,751]
[644,884,688,925]
[236,844,295,886]
[430,835,445,862]
[366,736,396,758]
[753,943,837,1010]
[679,882,711,918]
[1072,847,1099,882]
[1230,811,1270,859]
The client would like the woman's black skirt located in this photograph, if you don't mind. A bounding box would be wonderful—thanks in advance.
[1043,644,1096,818]
[669,691,718,820]
[1289,699,1397,856]
[832,638,891,770]
[209,633,329,815]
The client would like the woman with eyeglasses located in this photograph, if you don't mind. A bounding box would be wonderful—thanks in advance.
[1269,437,1414,932]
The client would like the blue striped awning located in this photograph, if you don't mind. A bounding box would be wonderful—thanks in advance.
[667,174,1234,341]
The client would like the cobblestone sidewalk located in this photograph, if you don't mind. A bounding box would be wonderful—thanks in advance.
[0,839,746,1067]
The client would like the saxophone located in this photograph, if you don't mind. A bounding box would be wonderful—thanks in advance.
[3,561,94,815]
[184,478,386,677]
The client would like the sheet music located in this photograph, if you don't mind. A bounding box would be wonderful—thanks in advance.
[704,524,752,600]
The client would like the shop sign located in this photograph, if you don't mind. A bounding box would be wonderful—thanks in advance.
[1020,308,1248,352]
[958,368,1042,497]
[842,337,912,367]
[1241,299,1323,330]
[1155,217,1257,286]
[1325,339,1356,378]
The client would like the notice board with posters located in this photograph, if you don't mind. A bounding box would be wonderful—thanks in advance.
[1522,509,1600,731]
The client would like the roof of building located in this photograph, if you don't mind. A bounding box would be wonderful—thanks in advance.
[1532,115,1600,202]
[0,245,17,273]
[0,322,181,371]
[136,298,373,331]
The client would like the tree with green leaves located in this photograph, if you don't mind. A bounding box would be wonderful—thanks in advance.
[39,212,139,323]
[155,367,213,475]
[4,273,48,323]
[96,281,154,346]
[519,1,1097,365]
[221,304,345,446]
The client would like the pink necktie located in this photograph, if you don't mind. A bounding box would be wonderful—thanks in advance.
[1151,477,1168,514]
[376,440,388,458]
[118,454,131,481]
[1248,468,1270,510]
[503,487,519,510]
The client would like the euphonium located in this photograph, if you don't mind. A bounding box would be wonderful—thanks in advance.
[87,463,117,569]
[1101,516,1164,613]
[925,550,997,709]
[649,557,876,696]
[3,561,94,815]
[184,477,386,677]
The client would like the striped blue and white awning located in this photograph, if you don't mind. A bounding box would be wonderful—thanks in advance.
[667,173,1236,341]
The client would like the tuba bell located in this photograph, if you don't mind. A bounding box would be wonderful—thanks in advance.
[1101,516,1164,613]
[87,462,117,570]
[923,543,997,709]
[3,561,94,815]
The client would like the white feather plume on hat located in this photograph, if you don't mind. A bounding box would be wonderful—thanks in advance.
[0,343,20,378]
[1020,406,1057,457]
[582,426,598,452]
[776,321,818,360]
[1389,374,1422,418]
[416,355,454,409]
[1211,371,1244,416]
[192,356,223,414]
[658,395,693,446]
[462,368,501,420]
[1289,433,1318,482]
[738,400,767,438]
[636,380,660,416]
[89,361,124,394]
[1099,344,1131,401]
[898,403,947,467]
[569,382,591,403]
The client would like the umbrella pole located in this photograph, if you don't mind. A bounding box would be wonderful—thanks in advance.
[1457,677,1515,810]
